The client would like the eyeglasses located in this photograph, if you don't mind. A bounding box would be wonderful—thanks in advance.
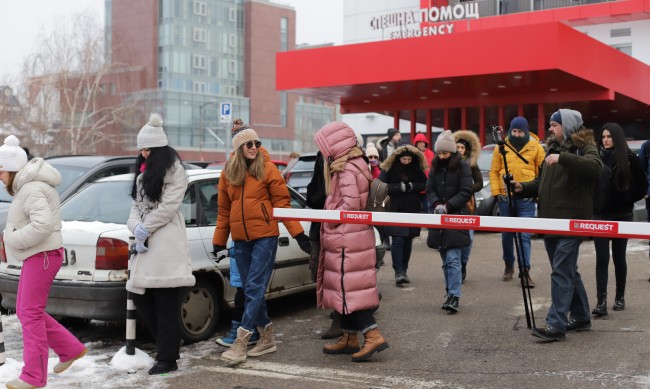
[244,141,262,149]
[140,148,150,152]
[368,156,378,160]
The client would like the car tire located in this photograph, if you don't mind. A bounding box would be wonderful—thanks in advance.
[491,201,500,217]
[179,277,220,344]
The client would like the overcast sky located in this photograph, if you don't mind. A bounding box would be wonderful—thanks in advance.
[0,0,343,78]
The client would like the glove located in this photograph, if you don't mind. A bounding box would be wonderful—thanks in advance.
[134,223,149,241]
[135,240,148,253]
[212,244,227,256]
[400,182,407,192]
[434,204,447,214]
[294,233,311,254]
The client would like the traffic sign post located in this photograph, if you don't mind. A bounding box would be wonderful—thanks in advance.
[220,102,232,123]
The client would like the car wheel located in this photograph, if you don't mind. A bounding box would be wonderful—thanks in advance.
[491,201,500,217]
[179,277,220,344]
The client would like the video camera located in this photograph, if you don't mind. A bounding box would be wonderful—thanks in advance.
[489,125,506,144]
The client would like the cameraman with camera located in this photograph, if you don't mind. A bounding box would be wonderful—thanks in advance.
[512,109,601,342]
[490,117,545,285]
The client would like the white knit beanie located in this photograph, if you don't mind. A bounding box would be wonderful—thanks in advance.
[137,113,169,149]
[434,130,457,153]
[0,135,28,172]
[231,119,260,150]
[366,145,379,158]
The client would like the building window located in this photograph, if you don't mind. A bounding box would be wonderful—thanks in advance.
[193,1,207,16]
[193,54,207,69]
[228,34,236,48]
[193,82,206,94]
[611,43,632,56]
[280,91,287,127]
[193,28,207,42]
[610,28,631,38]
[228,59,236,74]
[280,17,288,52]
[229,7,236,22]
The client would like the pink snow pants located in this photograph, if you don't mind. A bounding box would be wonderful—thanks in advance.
[16,249,85,387]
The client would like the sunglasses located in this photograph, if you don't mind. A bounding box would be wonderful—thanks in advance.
[368,156,378,160]
[244,141,262,149]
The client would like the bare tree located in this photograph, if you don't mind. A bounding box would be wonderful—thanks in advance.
[20,10,143,156]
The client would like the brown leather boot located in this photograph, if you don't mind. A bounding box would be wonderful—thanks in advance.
[502,264,514,281]
[323,332,360,354]
[351,328,389,362]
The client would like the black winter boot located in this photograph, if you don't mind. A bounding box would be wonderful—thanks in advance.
[592,293,608,316]
[613,295,625,311]
[443,296,459,313]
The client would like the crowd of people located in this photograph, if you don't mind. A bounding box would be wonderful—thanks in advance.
[2,107,649,387]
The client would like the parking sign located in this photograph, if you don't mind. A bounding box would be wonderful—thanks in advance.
[220,102,232,123]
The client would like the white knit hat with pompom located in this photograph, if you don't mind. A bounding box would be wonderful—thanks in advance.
[137,113,169,149]
[0,135,28,172]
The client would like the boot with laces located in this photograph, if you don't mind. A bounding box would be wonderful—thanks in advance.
[351,328,389,362]
[247,323,277,357]
[221,327,252,363]
[216,320,259,347]
[502,264,514,281]
[323,332,360,354]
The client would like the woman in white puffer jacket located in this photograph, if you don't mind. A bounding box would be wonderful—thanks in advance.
[1,136,86,389]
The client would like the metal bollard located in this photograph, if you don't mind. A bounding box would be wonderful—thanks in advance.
[125,237,136,356]
[0,314,5,366]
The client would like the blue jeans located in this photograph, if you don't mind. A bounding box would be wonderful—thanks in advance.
[543,237,590,332]
[440,247,462,297]
[234,236,278,331]
[391,236,412,275]
[460,230,475,266]
[498,198,536,268]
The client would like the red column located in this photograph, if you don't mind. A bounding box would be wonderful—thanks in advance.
[443,109,449,130]
[478,106,485,145]
[426,109,433,149]
[393,111,399,129]
[498,105,504,129]
[461,107,467,130]
[518,104,524,116]
[537,103,546,141]
[410,110,416,143]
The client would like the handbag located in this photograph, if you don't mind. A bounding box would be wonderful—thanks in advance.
[351,163,390,212]
[427,228,471,250]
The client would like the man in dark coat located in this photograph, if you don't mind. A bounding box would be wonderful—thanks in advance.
[513,109,602,342]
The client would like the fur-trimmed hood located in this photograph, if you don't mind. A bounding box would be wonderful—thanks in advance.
[380,144,428,172]
[547,127,596,152]
[453,130,481,168]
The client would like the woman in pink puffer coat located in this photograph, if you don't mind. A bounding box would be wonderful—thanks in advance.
[314,121,388,362]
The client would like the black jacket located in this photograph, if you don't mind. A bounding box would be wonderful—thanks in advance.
[426,153,473,214]
[305,151,325,241]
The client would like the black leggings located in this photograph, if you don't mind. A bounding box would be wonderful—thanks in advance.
[593,214,631,297]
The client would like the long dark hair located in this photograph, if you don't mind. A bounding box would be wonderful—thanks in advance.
[599,122,630,191]
[131,146,182,202]
[430,151,461,174]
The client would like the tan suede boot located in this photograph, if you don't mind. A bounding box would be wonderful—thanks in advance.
[323,332,360,354]
[351,328,388,362]
[221,327,252,363]
[502,264,514,281]
[247,323,277,357]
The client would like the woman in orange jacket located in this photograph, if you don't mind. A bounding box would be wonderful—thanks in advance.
[213,119,311,364]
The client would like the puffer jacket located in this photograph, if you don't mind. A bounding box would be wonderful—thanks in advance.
[426,153,473,214]
[521,128,601,220]
[379,145,428,238]
[412,133,435,175]
[314,122,378,315]
[127,160,195,294]
[454,130,484,193]
[213,147,304,245]
[490,137,545,196]
[4,158,62,261]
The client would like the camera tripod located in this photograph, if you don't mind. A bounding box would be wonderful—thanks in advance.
[491,125,536,329]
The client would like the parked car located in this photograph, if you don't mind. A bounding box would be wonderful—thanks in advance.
[0,169,386,343]
[475,145,498,216]
[284,153,318,196]
[0,156,137,233]
[628,140,648,222]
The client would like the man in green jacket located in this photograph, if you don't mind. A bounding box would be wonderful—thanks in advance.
[513,109,602,341]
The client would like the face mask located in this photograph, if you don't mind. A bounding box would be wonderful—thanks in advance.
[370,159,379,166]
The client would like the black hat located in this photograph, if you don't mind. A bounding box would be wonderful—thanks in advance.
[387,128,399,138]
